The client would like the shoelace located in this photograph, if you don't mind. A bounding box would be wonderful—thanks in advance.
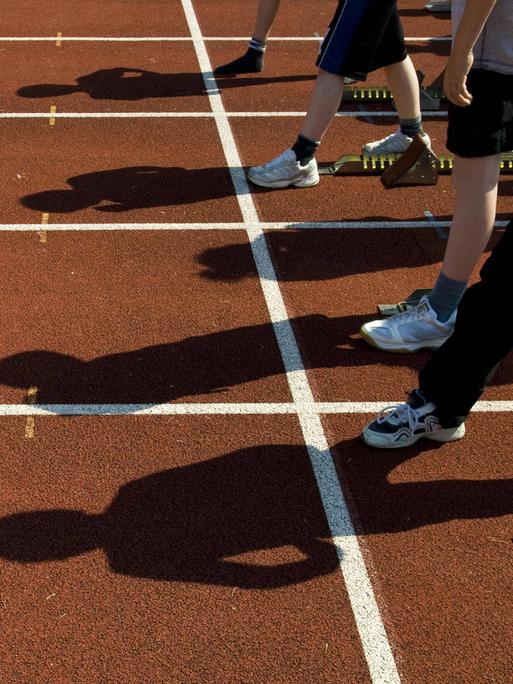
[389,302,430,325]
[377,403,419,431]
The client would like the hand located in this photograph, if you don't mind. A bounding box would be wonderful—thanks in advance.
[443,51,474,107]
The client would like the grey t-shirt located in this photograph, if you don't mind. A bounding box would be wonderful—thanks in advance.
[452,0,513,75]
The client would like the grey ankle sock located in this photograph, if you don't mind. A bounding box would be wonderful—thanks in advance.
[400,115,423,138]
[428,271,467,322]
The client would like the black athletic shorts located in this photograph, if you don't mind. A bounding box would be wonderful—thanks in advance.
[446,69,513,157]
[316,0,407,80]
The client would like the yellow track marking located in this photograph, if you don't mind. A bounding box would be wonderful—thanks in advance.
[56,32,62,47]
[25,387,38,439]
[39,213,48,243]
[25,417,35,438]
[49,105,57,126]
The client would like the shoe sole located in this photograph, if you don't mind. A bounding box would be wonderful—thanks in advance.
[361,423,466,449]
[360,327,448,353]
[247,172,320,189]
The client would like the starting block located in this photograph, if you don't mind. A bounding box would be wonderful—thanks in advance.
[319,134,513,187]
[342,71,444,110]
[425,1,451,12]
[377,289,432,317]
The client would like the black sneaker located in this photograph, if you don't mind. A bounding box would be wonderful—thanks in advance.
[361,389,465,449]
[214,48,264,75]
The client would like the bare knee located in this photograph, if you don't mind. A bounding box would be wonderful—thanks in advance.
[452,154,502,193]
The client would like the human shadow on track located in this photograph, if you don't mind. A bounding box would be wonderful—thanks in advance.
[197,227,495,281]
[0,313,511,404]
[20,166,240,213]
[0,440,511,586]
[21,166,512,218]
[0,445,339,588]
[332,437,513,534]
[17,68,314,101]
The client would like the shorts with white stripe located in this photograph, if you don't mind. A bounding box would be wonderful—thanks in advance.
[317,0,407,80]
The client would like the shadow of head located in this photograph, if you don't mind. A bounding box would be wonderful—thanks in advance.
[0,510,99,562]
[17,84,78,98]
[0,351,79,390]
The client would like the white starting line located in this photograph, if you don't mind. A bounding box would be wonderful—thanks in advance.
[0,35,452,43]
[0,400,511,417]
[0,221,508,232]
[0,111,449,119]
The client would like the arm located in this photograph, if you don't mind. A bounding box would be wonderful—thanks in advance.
[444,0,498,106]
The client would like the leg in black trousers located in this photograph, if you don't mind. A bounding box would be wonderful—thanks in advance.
[419,218,513,427]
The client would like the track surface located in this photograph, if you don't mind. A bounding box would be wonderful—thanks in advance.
[1,2,512,684]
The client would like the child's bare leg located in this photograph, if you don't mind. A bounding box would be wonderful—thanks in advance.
[299,69,345,142]
[247,68,343,187]
[384,55,420,120]
[253,0,281,42]
[426,153,501,321]
[214,0,281,74]
[364,56,430,153]
[441,154,501,281]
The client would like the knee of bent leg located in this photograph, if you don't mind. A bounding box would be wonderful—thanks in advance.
[452,154,502,192]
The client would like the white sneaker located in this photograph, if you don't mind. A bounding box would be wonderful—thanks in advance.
[360,295,456,353]
[247,149,320,189]
[362,129,431,155]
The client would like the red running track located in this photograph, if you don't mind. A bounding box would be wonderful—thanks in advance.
[0,2,512,684]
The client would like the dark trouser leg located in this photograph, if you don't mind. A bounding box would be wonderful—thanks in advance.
[419,218,513,426]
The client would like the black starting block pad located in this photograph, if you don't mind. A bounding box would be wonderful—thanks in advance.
[425,1,451,12]
[377,289,432,317]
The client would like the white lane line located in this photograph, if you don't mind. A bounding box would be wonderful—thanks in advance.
[0,111,448,118]
[181,0,401,681]
[0,221,507,232]
[0,403,297,416]
[0,400,511,416]
[317,400,513,414]
[424,210,448,240]
[0,36,452,42]
[0,112,215,119]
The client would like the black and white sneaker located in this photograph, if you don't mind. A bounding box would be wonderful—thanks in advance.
[362,390,465,449]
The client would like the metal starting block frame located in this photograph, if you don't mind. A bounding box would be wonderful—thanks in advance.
[377,289,432,317]
[319,135,513,188]
[342,71,444,110]
[425,1,451,12]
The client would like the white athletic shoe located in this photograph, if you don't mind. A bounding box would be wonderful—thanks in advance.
[247,149,320,189]
[362,129,431,155]
[360,295,456,353]
[362,389,465,449]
